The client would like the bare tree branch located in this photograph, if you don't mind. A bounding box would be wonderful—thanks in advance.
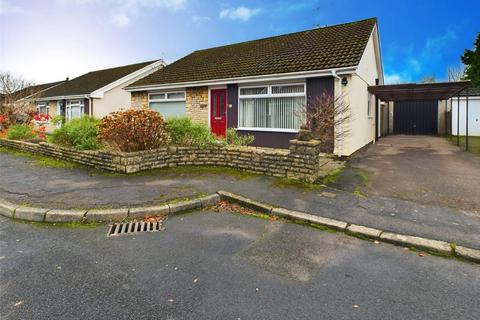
[447,65,466,82]
[299,91,351,153]
[0,72,38,126]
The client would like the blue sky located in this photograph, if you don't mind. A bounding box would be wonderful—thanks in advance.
[0,0,479,84]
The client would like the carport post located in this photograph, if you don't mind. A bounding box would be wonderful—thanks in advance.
[457,94,460,146]
[450,97,453,141]
[444,99,447,136]
[466,87,469,151]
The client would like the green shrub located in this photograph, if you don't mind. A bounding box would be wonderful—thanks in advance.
[51,116,100,150]
[6,124,36,140]
[51,115,65,126]
[225,128,255,146]
[165,117,216,147]
[98,109,169,152]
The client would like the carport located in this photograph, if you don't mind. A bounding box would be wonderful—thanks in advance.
[368,81,474,151]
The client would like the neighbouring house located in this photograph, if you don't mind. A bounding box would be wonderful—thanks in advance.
[2,80,66,123]
[451,87,480,136]
[126,18,383,156]
[35,60,164,126]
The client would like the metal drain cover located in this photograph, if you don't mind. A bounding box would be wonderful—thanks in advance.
[107,221,164,237]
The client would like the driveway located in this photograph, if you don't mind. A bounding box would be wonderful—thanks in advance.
[1,213,479,320]
[351,135,480,214]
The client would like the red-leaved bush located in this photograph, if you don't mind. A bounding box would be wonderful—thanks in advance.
[98,109,169,152]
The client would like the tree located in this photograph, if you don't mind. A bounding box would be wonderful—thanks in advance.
[420,75,436,83]
[300,92,351,153]
[0,72,37,127]
[461,32,480,87]
[447,65,466,82]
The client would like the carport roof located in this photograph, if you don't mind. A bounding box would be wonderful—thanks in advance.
[368,81,470,101]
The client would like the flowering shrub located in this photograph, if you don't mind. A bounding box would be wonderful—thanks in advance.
[0,114,7,131]
[35,125,47,139]
[6,124,36,140]
[33,113,51,123]
[98,109,169,152]
[51,116,100,150]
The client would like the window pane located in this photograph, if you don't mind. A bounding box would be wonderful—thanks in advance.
[271,85,304,94]
[212,94,217,117]
[167,92,185,99]
[150,94,165,100]
[149,101,186,118]
[220,92,225,116]
[239,97,304,130]
[240,87,267,95]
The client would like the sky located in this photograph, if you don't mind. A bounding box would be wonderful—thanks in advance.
[0,0,479,85]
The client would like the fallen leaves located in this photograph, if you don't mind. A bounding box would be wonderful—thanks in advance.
[212,200,278,221]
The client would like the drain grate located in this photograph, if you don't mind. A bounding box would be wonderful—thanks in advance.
[107,221,164,237]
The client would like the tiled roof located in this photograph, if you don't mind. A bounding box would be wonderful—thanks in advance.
[41,60,158,98]
[15,80,65,99]
[129,18,377,88]
[459,86,480,96]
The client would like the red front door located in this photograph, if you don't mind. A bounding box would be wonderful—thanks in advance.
[210,89,227,137]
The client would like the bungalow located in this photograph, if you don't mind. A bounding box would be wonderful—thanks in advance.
[126,18,383,156]
[35,60,164,122]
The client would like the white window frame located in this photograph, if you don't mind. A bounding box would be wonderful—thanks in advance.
[36,102,49,115]
[148,91,186,104]
[367,92,373,118]
[237,83,306,132]
[66,99,84,121]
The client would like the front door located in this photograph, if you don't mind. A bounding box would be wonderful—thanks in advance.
[210,89,227,137]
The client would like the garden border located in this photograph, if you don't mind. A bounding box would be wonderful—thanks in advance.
[0,138,340,182]
[1,191,479,264]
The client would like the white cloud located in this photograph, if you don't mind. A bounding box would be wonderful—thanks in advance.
[219,6,260,21]
[112,12,131,27]
[65,0,187,27]
[384,73,410,85]
[384,30,457,82]
[192,15,210,23]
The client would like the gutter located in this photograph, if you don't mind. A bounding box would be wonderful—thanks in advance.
[36,94,90,101]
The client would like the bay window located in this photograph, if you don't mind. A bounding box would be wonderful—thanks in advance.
[149,91,186,118]
[66,100,84,120]
[238,84,305,131]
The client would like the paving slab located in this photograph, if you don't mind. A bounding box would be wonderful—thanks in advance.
[14,207,48,222]
[380,232,452,254]
[85,208,128,222]
[272,207,347,231]
[168,199,202,213]
[347,224,383,238]
[45,209,87,222]
[0,199,18,218]
[455,246,480,263]
[129,205,169,219]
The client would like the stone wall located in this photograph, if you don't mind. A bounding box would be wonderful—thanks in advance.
[0,138,331,182]
[186,86,208,124]
[131,91,148,109]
